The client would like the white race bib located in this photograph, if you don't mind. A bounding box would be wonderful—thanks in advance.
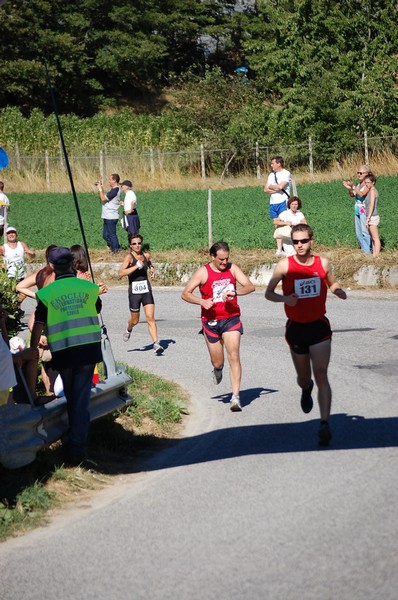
[131,280,149,294]
[212,282,235,303]
[294,277,321,298]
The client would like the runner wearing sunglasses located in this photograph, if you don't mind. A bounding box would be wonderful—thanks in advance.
[265,224,346,446]
[119,233,164,354]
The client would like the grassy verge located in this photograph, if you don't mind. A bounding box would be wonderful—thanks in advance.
[0,365,189,542]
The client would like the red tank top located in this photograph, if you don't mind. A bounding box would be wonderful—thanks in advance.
[282,255,327,323]
[200,263,240,322]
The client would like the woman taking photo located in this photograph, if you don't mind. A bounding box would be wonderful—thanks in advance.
[342,165,372,254]
[119,233,164,354]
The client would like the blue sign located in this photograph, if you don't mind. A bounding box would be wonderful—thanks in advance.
[0,147,9,170]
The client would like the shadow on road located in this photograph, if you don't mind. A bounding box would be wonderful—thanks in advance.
[213,386,277,408]
[141,412,398,472]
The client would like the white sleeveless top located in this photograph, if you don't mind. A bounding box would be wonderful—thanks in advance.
[3,241,25,279]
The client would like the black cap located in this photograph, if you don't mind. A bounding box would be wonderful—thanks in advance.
[120,180,132,187]
[48,246,73,266]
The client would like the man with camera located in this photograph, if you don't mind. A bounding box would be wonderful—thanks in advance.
[96,174,122,253]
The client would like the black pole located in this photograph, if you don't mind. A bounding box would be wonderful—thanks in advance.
[42,54,95,282]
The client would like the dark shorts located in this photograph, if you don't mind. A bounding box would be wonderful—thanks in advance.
[285,317,332,355]
[202,316,243,344]
[129,290,155,312]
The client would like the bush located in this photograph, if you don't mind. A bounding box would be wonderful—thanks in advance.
[0,271,24,337]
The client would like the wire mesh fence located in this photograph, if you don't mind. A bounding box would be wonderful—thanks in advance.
[3,133,398,191]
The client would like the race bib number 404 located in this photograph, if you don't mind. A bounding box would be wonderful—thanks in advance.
[131,280,149,294]
[294,277,321,298]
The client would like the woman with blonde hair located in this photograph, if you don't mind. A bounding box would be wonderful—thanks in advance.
[342,165,372,254]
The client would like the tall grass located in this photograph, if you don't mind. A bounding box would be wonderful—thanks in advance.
[3,150,398,194]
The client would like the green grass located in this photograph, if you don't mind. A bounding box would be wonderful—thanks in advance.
[7,176,398,250]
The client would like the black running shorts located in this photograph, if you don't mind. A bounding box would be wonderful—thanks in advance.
[285,317,332,355]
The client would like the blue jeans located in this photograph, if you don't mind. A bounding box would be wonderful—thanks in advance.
[59,363,95,455]
[354,212,372,254]
[103,218,121,252]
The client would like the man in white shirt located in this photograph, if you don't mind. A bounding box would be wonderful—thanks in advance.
[0,181,10,238]
[264,156,291,257]
[96,173,122,253]
[120,179,140,237]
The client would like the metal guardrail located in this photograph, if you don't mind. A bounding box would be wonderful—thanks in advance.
[0,333,133,469]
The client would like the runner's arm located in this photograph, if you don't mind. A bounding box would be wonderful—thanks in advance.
[265,259,298,306]
[21,242,35,258]
[119,253,139,277]
[230,265,255,296]
[181,267,212,308]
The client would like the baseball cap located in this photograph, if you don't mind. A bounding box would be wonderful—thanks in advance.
[48,246,73,266]
[120,180,132,187]
[5,226,16,234]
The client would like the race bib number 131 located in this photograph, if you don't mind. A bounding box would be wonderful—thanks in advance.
[294,277,321,298]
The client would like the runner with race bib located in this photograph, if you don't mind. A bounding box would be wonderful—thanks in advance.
[265,223,347,447]
[119,233,164,354]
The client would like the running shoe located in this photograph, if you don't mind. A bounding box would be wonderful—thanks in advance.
[153,341,164,354]
[230,394,242,412]
[318,420,332,447]
[212,367,223,385]
[300,379,314,414]
[275,250,285,257]
[123,329,131,342]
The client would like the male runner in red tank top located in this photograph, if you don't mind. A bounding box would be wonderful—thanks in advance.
[265,224,347,446]
[181,241,255,411]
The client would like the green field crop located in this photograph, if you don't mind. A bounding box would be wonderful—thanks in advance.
[6,176,397,251]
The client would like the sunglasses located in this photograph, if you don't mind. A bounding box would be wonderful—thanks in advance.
[357,171,367,174]
[292,238,311,245]
[130,242,142,245]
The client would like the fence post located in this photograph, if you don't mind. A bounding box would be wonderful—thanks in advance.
[104,142,108,176]
[157,148,163,171]
[364,130,369,165]
[207,188,212,247]
[99,150,104,182]
[59,140,65,170]
[15,141,21,170]
[150,147,155,177]
[201,144,206,183]
[256,141,260,179]
[308,136,314,174]
[45,150,51,191]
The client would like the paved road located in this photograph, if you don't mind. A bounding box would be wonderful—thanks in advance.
[1,287,398,600]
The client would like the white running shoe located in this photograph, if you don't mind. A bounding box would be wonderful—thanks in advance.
[230,394,242,412]
[275,250,286,257]
[153,342,164,354]
[123,329,131,342]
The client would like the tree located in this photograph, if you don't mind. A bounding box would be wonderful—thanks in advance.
[244,0,398,157]
[0,0,248,115]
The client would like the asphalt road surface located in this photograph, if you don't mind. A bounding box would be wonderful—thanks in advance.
[1,286,398,600]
